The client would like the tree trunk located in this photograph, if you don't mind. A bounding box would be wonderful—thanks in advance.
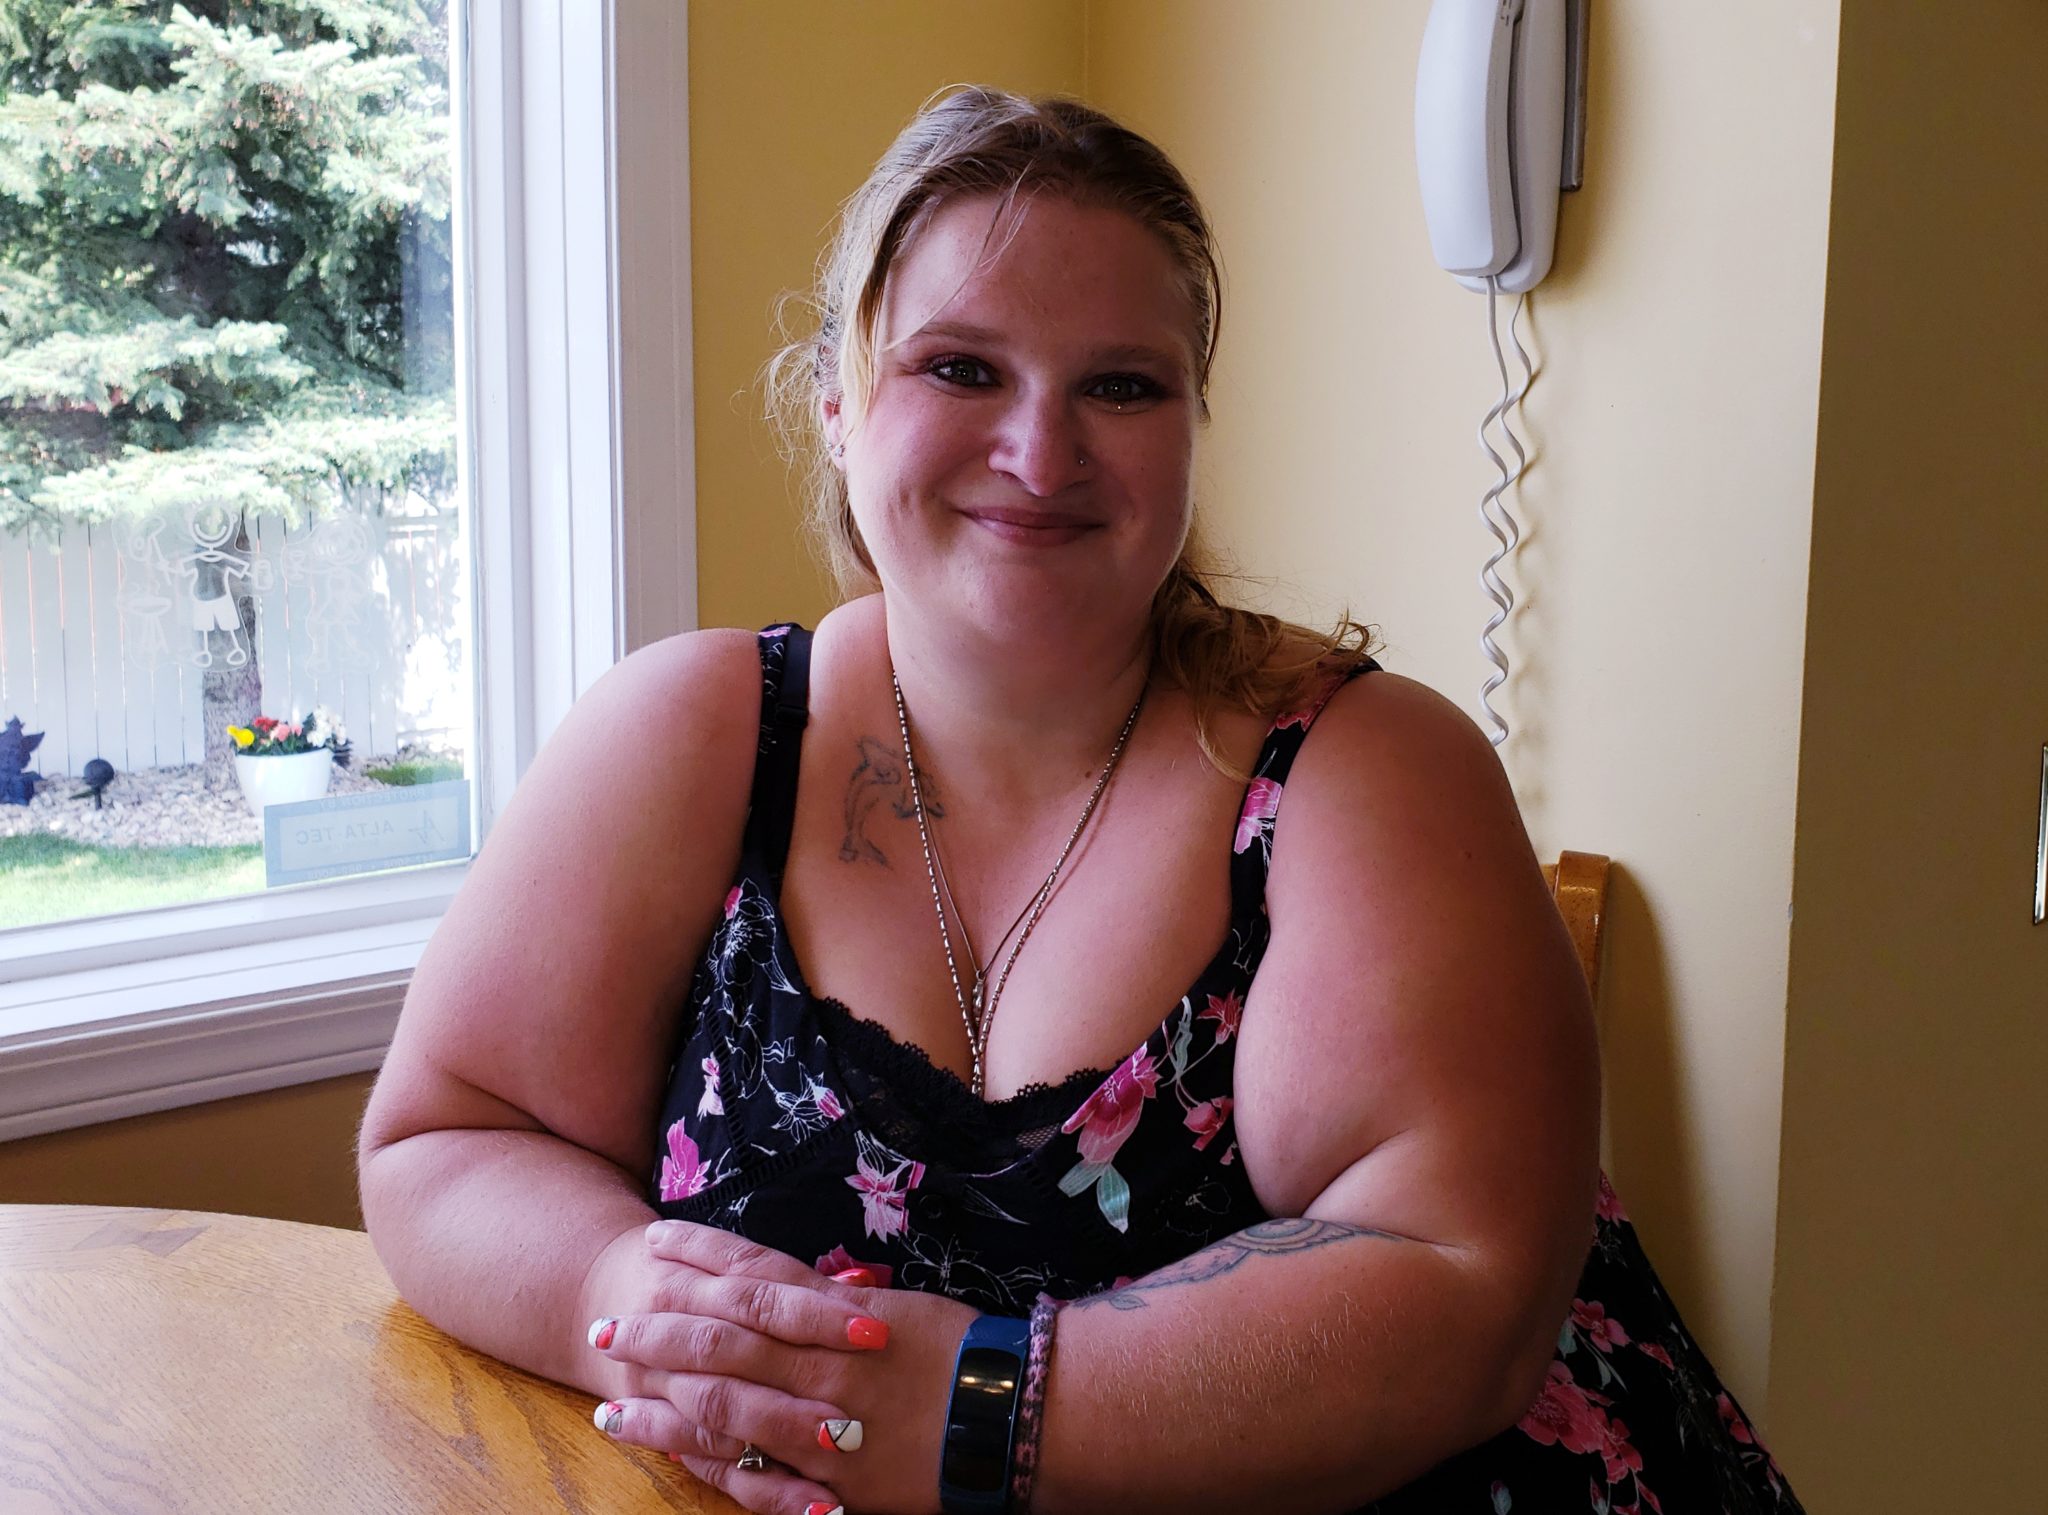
[201,513,263,792]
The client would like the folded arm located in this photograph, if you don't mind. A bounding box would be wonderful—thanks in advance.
[357,629,763,1398]
[1033,673,1601,1512]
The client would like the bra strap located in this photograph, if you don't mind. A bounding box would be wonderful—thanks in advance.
[748,624,813,884]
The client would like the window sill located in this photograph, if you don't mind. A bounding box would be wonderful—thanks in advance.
[0,868,458,1142]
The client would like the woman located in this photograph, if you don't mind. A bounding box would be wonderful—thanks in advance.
[359,87,1800,1515]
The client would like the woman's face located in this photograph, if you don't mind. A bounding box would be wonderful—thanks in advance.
[826,192,1200,656]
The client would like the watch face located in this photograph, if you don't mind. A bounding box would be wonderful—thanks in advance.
[946,1346,1024,1493]
[958,1346,1021,1398]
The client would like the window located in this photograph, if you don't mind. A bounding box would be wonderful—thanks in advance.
[0,0,690,1141]
[0,0,472,929]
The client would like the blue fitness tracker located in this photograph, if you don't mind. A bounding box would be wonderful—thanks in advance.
[938,1312,1031,1514]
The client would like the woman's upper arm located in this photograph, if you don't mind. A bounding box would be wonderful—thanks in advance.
[360,627,763,1180]
[1235,671,1600,1340]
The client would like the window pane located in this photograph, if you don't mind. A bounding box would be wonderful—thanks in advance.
[0,0,471,929]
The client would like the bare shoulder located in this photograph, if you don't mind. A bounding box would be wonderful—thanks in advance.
[1234,667,1599,1238]
[363,627,766,1175]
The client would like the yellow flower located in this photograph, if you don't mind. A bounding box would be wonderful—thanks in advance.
[228,726,255,749]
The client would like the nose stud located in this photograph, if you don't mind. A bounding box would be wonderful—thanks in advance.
[1077,451,1088,468]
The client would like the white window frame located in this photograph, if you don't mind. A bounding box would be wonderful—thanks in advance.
[0,0,695,1142]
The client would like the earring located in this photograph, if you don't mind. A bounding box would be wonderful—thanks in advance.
[829,442,845,460]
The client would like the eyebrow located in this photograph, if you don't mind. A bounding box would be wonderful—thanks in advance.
[895,320,1187,371]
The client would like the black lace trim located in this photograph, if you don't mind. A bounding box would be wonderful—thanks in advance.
[809,991,1110,1134]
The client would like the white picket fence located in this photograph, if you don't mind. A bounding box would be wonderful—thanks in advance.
[0,510,467,779]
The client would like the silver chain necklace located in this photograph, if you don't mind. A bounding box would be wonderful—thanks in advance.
[890,669,1145,1098]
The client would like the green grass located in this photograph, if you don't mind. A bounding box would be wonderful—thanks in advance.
[0,834,265,930]
[363,759,463,787]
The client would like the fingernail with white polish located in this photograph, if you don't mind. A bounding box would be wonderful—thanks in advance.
[587,1316,619,1350]
[817,1418,863,1452]
[594,1401,625,1436]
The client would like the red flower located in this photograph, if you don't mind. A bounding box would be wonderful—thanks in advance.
[1198,991,1243,1045]
[1571,1299,1631,1353]
[1597,1415,1645,1482]
[813,1245,894,1288]
[1233,779,1283,854]
[1716,1393,1756,1445]
[251,716,278,732]
[1183,1097,1233,1151]
[1061,1048,1159,1166]
[1517,1361,1610,1457]
[1637,1342,1674,1370]
[1595,1173,1629,1223]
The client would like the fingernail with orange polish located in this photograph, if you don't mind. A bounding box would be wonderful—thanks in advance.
[805,1503,845,1515]
[587,1316,619,1350]
[594,1401,625,1436]
[831,1267,878,1287]
[818,1418,863,1452]
[846,1315,889,1350]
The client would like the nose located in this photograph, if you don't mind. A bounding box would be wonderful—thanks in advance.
[986,385,1089,497]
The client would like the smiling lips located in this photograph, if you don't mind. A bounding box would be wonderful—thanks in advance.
[959,505,1099,546]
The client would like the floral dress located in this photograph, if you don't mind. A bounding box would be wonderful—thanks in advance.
[648,625,1803,1514]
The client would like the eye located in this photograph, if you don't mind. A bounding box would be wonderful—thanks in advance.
[1090,373,1162,406]
[925,356,994,388]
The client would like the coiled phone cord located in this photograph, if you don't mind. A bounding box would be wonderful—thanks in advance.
[1476,275,1535,747]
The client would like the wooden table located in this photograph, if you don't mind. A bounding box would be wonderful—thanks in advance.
[0,1205,741,1514]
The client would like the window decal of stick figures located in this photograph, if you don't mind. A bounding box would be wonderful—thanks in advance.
[181,503,252,668]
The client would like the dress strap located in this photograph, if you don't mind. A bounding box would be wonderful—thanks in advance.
[747,623,813,884]
[1226,656,1382,905]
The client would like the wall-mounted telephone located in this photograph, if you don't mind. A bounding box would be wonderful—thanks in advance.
[1415,0,1584,293]
[1414,0,1588,748]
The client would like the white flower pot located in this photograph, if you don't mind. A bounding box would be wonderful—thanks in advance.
[234,749,334,820]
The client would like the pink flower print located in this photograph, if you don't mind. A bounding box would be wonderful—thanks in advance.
[846,1147,924,1242]
[1516,1361,1610,1457]
[1198,990,1243,1045]
[1233,778,1282,854]
[1061,1047,1160,1166]
[658,1121,710,1202]
[815,1084,844,1122]
[1637,1342,1674,1370]
[724,885,742,919]
[1570,1299,1631,1354]
[1716,1392,1756,1446]
[697,1055,724,1118]
[1184,1097,1233,1151]
[1596,1416,1644,1483]
[814,1245,895,1289]
[1595,1172,1628,1223]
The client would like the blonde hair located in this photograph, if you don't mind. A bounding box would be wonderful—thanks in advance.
[762,84,1376,771]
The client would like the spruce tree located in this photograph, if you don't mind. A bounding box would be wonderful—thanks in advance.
[0,0,453,785]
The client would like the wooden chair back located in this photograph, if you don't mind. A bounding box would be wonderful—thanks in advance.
[1541,850,1611,1000]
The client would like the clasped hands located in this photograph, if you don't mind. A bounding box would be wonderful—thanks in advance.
[581,1218,979,1515]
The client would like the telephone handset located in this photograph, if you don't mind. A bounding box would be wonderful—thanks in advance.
[1415,0,1582,293]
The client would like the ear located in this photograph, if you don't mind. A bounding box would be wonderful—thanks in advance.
[820,396,845,471]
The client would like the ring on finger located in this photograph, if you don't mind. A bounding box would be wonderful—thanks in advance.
[736,1442,767,1472]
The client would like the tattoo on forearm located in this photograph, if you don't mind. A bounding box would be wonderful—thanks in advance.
[839,735,942,868]
[1075,1218,1399,1312]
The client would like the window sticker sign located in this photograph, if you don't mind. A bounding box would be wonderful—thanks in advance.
[263,780,472,887]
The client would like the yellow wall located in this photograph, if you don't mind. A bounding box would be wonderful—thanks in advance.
[0,1073,372,1229]
[687,0,1088,631]
[1767,3,2048,1506]
[1084,0,1839,1416]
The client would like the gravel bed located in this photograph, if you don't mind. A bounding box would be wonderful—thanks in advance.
[0,753,447,850]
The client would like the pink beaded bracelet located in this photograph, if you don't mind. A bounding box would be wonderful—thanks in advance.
[1009,1295,1062,1510]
